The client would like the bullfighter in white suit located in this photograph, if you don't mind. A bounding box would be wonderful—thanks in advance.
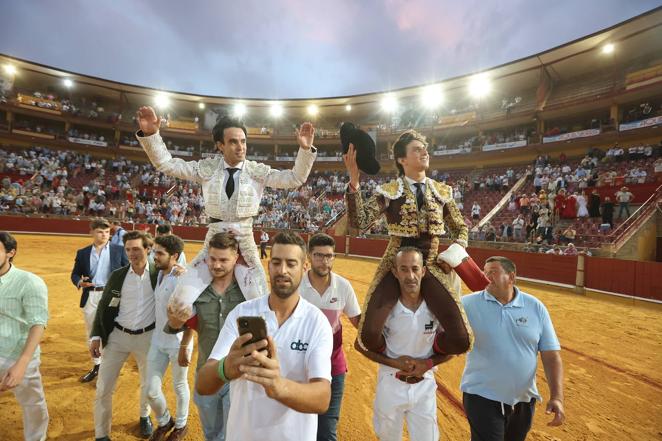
[135,107,317,314]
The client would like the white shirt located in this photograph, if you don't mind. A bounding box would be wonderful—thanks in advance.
[260,232,269,243]
[222,159,244,196]
[152,268,185,349]
[404,175,426,196]
[209,295,333,441]
[299,272,360,334]
[115,265,156,330]
[90,242,111,287]
[381,300,439,379]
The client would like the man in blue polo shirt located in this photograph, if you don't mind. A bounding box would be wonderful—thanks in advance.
[461,256,565,441]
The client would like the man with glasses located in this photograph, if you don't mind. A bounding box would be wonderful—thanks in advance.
[299,233,361,441]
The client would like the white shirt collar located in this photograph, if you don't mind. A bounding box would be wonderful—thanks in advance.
[222,158,244,171]
[404,176,426,186]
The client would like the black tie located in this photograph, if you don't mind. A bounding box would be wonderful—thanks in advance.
[226,168,238,199]
[414,182,425,208]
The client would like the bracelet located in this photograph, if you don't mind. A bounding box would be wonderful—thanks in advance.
[425,358,434,370]
[217,357,229,382]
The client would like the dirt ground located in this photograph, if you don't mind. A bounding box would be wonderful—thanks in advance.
[1,234,661,440]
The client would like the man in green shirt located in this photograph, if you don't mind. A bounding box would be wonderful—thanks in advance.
[166,232,247,441]
[0,232,49,441]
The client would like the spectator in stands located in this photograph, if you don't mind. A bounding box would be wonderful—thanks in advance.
[563,243,578,255]
[471,202,481,220]
[588,190,601,218]
[576,191,589,218]
[601,197,615,228]
[615,187,634,219]
[560,226,576,245]
[512,214,524,241]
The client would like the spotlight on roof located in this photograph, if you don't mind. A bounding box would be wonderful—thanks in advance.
[3,64,17,76]
[198,102,205,109]
[421,85,443,109]
[270,102,284,118]
[307,104,319,116]
[233,103,246,118]
[381,94,398,113]
[154,93,170,109]
[63,78,73,88]
[345,104,352,112]
[602,43,614,54]
[469,74,492,99]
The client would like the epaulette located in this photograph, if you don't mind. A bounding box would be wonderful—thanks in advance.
[375,178,404,200]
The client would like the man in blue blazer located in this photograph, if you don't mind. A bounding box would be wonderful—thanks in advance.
[71,218,128,382]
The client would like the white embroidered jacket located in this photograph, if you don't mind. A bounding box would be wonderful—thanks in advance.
[136,131,317,221]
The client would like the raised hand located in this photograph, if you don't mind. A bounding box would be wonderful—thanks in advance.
[136,106,162,136]
[342,143,360,190]
[296,122,315,150]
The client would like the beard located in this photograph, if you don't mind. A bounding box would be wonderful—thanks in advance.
[311,265,330,278]
[271,276,299,299]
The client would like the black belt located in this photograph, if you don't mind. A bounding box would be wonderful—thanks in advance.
[209,217,223,224]
[114,322,155,335]
[395,372,425,384]
[90,286,105,292]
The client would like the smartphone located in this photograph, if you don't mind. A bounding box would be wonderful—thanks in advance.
[237,316,268,347]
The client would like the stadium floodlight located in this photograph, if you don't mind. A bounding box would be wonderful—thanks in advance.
[602,43,614,54]
[3,64,17,76]
[270,102,284,118]
[63,79,73,88]
[469,74,492,99]
[198,102,205,109]
[307,104,319,116]
[381,94,398,113]
[345,104,352,112]
[421,84,443,109]
[154,93,170,109]
[233,103,246,118]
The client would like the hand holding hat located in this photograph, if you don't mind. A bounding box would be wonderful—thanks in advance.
[340,122,380,175]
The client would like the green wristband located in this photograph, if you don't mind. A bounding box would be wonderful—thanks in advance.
[217,357,229,382]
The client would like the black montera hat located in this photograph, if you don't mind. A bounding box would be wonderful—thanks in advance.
[339,122,380,175]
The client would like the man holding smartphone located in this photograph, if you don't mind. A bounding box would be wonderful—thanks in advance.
[165,233,246,441]
[299,233,361,441]
[196,232,333,441]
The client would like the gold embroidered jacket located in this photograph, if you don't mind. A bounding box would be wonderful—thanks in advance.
[346,177,469,247]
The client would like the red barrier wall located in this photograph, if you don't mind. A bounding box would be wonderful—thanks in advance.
[2,215,659,301]
[585,256,662,301]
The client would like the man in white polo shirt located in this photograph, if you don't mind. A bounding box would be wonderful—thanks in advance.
[196,232,333,441]
[356,247,452,441]
[299,233,361,441]
[461,256,565,441]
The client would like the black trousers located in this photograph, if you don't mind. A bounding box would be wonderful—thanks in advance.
[260,242,268,259]
[463,393,536,441]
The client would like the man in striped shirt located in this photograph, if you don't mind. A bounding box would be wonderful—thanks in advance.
[0,231,49,441]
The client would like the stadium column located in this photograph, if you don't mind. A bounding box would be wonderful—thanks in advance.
[610,104,620,127]
[574,253,585,295]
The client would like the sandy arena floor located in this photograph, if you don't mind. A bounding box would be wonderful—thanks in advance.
[1,234,661,440]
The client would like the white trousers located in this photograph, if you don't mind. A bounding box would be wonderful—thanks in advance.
[82,290,103,365]
[170,222,267,311]
[373,370,439,441]
[0,355,49,441]
[146,344,191,429]
[94,328,152,438]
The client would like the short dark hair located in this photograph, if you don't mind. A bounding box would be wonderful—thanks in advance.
[212,115,248,144]
[308,233,335,252]
[0,231,17,262]
[485,256,517,274]
[394,246,423,265]
[392,129,428,176]
[271,232,307,260]
[156,224,172,235]
[123,230,152,249]
[208,232,239,252]
[154,234,184,258]
[90,217,111,230]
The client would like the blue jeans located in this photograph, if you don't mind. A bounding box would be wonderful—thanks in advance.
[317,373,346,441]
[193,381,230,441]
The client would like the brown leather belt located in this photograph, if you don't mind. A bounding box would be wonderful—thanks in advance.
[395,372,425,384]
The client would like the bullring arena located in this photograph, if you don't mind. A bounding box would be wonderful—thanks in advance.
[0,234,660,440]
[2,5,662,441]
